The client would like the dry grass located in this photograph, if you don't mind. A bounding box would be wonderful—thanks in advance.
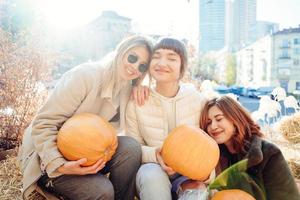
[0,156,22,200]
[288,159,300,179]
[0,156,46,200]
[276,112,300,143]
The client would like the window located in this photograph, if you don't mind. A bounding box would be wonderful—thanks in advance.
[282,50,289,56]
[261,59,267,81]
[281,39,290,48]
[279,50,290,59]
[294,38,300,45]
[294,59,299,65]
[296,82,300,90]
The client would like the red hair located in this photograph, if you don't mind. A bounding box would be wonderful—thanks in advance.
[199,96,263,153]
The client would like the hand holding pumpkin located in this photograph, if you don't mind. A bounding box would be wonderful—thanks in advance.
[181,180,206,191]
[58,158,106,175]
[155,147,176,176]
[57,113,118,166]
[161,125,219,180]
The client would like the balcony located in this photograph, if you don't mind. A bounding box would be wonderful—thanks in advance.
[278,55,291,59]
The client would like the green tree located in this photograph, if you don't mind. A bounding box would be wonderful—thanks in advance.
[225,54,237,86]
[190,54,218,82]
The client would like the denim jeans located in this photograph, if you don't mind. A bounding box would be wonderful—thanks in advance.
[136,163,173,200]
[37,136,142,200]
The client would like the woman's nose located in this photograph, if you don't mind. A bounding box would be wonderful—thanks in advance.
[157,58,167,66]
[211,121,218,130]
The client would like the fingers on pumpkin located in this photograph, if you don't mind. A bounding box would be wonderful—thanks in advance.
[77,158,88,165]
[84,159,104,174]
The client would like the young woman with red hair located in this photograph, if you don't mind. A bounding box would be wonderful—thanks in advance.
[173,96,299,200]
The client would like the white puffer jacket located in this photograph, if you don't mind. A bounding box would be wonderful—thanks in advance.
[125,83,207,163]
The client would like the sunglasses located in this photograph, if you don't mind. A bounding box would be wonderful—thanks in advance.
[127,54,148,73]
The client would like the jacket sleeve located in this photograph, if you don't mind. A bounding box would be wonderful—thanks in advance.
[262,147,300,200]
[125,100,157,163]
[31,67,90,178]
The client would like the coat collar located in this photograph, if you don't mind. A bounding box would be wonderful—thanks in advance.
[100,77,130,100]
[246,135,264,168]
[219,135,264,169]
[100,79,114,99]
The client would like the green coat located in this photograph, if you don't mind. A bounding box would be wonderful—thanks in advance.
[219,136,300,200]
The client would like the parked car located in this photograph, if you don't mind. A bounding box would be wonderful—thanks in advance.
[253,86,275,99]
[229,86,244,96]
[215,85,230,94]
[241,87,257,98]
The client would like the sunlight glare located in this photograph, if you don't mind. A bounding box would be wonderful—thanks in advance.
[34,0,100,30]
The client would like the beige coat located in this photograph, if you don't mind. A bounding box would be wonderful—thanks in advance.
[18,62,132,199]
[125,83,207,163]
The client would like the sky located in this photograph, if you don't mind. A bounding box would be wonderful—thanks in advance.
[32,0,300,44]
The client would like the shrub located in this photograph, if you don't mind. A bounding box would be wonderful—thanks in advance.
[0,29,55,149]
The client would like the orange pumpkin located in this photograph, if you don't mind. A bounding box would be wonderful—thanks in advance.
[57,113,118,166]
[161,125,219,180]
[211,189,256,200]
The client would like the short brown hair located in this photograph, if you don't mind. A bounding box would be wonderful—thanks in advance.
[153,38,188,79]
[199,96,263,153]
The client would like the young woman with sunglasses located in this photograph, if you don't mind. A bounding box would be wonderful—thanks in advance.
[125,37,207,200]
[19,35,152,200]
[172,96,300,200]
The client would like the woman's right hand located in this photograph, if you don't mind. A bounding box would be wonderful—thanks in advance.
[155,148,176,176]
[58,158,106,175]
[131,85,150,106]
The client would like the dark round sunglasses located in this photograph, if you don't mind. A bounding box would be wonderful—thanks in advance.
[127,54,148,73]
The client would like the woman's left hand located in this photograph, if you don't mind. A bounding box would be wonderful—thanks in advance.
[131,85,150,106]
[156,148,176,176]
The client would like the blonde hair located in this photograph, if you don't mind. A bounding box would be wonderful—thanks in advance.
[100,35,152,96]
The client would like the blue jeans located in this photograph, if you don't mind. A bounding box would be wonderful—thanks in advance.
[136,163,173,200]
[37,136,142,200]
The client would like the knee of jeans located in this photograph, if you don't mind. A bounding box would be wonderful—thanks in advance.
[119,136,142,159]
[137,164,170,187]
[91,180,114,200]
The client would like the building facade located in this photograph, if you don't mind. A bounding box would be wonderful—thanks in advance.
[272,27,300,92]
[236,26,300,93]
[199,0,258,53]
[249,21,279,44]
[236,36,272,87]
[55,10,132,75]
[87,10,132,60]
[225,0,257,52]
[199,0,226,53]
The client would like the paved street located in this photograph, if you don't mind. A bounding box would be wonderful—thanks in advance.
[238,96,259,112]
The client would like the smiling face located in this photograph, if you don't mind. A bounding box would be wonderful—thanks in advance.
[119,46,150,81]
[206,105,236,147]
[149,48,181,84]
